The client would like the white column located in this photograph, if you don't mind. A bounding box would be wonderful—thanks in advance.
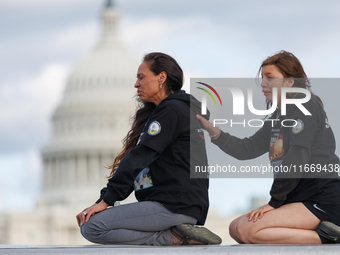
[51,159,57,188]
[60,157,67,188]
[55,157,61,188]
[77,155,88,186]
[42,159,48,190]
[46,158,53,189]
[88,154,100,185]
[101,154,113,180]
[67,156,77,187]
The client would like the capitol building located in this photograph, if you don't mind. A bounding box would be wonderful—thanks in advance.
[0,0,238,245]
[0,0,138,245]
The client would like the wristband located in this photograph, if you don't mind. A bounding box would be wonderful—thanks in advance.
[210,128,221,140]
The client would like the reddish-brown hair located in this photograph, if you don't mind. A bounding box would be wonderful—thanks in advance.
[258,50,322,107]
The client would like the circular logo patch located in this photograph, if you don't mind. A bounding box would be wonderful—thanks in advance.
[148,121,161,136]
[292,119,304,134]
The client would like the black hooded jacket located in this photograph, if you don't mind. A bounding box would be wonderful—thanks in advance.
[97,91,210,225]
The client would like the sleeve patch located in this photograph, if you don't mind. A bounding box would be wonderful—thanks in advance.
[148,121,161,136]
[292,119,304,134]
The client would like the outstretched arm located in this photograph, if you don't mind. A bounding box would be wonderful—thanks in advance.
[196,114,220,138]
[197,114,270,160]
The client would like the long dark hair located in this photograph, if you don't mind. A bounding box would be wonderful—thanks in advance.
[107,52,183,178]
[143,52,183,94]
[107,102,156,178]
[257,50,323,108]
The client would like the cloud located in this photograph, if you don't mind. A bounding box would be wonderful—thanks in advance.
[0,21,97,81]
[118,0,340,78]
[51,21,98,56]
[0,64,69,154]
[0,0,95,9]
[0,150,42,211]
[1,0,340,215]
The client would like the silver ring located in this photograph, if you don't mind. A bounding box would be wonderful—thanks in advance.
[83,211,87,216]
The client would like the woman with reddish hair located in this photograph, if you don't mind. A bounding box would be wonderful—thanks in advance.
[198,51,340,244]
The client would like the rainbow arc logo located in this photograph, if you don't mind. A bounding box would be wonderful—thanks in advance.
[196,82,223,106]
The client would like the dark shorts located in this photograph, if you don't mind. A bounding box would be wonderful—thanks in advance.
[303,202,340,226]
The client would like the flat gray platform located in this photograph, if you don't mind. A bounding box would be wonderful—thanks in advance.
[1,244,340,255]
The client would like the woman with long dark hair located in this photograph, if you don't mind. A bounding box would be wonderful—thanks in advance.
[76,52,221,246]
[198,51,340,244]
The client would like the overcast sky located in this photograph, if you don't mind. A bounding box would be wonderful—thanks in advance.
[1,0,340,215]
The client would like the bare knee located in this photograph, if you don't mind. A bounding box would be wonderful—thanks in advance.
[235,219,248,243]
[228,215,248,243]
[235,219,259,244]
[229,219,238,240]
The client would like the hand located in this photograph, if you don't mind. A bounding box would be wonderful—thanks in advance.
[196,114,219,137]
[76,200,108,227]
[247,204,275,222]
